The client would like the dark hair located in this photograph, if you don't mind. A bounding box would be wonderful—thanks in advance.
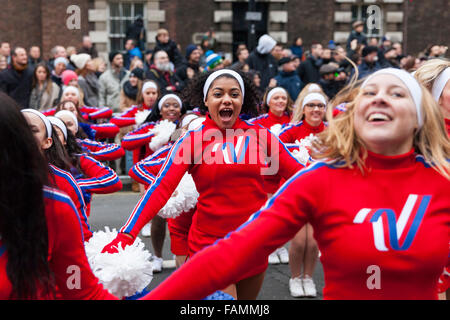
[32,62,53,95]
[45,125,72,172]
[64,129,83,173]
[0,93,54,299]
[11,46,25,57]
[145,93,187,123]
[180,69,260,117]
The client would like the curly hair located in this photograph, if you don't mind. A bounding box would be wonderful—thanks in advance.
[0,93,54,299]
[180,69,260,118]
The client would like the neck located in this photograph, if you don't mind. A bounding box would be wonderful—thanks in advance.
[365,140,414,157]
[305,118,322,128]
[270,109,284,118]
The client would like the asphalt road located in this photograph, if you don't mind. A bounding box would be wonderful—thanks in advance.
[88,191,325,300]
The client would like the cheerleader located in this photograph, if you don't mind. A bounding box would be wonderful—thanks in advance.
[129,114,205,269]
[122,93,185,271]
[414,59,450,136]
[54,107,124,162]
[103,69,304,300]
[248,87,294,266]
[0,94,117,299]
[277,91,329,297]
[141,68,450,300]
[21,110,93,243]
[54,111,123,217]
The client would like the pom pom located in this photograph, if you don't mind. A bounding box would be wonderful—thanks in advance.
[135,110,151,125]
[269,124,283,136]
[84,227,153,299]
[203,290,235,300]
[158,173,199,219]
[149,119,177,151]
[291,134,320,166]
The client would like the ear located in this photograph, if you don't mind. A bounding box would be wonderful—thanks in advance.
[42,137,53,150]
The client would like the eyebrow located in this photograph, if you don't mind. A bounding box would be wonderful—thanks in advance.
[363,83,407,91]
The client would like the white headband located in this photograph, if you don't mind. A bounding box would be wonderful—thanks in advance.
[302,93,327,109]
[188,117,206,131]
[308,84,321,92]
[158,94,182,111]
[266,87,287,105]
[181,114,199,128]
[431,67,450,102]
[142,81,158,94]
[203,69,245,102]
[361,68,423,128]
[21,109,52,138]
[55,110,79,132]
[47,116,68,141]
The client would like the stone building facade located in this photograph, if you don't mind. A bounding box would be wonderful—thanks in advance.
[0,0,448,61]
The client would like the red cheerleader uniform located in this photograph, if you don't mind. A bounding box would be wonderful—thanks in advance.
[110,104,153,128]
[78,138,125,162]
[119,116,304,265]
[143,149,449,300]
[0,187,117,300]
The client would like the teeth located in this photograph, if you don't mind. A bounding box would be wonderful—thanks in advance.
[368,113,390,121]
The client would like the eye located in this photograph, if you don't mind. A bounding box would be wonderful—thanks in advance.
[363,91,376,96]
[392,91,405,98]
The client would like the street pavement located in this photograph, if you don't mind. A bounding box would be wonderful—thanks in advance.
[89,191,325,300]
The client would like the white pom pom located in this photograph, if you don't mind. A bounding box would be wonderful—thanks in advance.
[135,110,151,125]
[158,173,199,219]
[292,146,311,165]
[270,124,282,136]
[149,119,177,151]
[84,227,153,299]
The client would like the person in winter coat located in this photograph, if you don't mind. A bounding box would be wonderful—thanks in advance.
[71,53,100,107]
[29,62,60,111]
[176,44,202,87]
[125,15,147,52]
[152,28,184,69]
[98,52,130,112]
[0,46,33,108]
[274,56,302,101]
[350,46,383,80]
[346,20,367,51]
[246,34,279,91]
[297,43,324,88]
[146,50,185,95]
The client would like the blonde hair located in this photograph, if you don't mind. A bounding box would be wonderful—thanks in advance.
[312,82,450,179]
[291,84,328,123]
[414,58,450,92]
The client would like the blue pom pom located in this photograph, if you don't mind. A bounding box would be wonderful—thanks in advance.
[203,290,235,300]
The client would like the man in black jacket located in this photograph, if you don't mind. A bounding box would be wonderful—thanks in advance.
[146,50,184,95]
[245,34,278,91]
[0,47,33,109]
[346,20,367,51]
[297,43,324,88]
[152,28,184,70]
[176,44,202,87]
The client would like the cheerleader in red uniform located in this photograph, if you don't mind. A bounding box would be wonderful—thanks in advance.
[141,68,450,300]
[54,108,124,162]
[103,69,304,299]
[277,91,329,297]
[129,114,206,269]
[21,110,93,242]
[415,59,450,299]
[51,87,119,140]
[0,94,117,299]
[122,93,185,272]
[53,111,122,217]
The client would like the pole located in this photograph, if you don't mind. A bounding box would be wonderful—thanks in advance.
[248,0,256,51]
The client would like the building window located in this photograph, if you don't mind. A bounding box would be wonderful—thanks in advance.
[351,3,383,38]
[109,2,145,52]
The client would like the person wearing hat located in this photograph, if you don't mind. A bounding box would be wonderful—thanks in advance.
[274,56,303,101]
[176,44,202,86]
[204,50,224,72]
[71,53,100,107]
[98,51,130,112]
[50,56,69,88]
[246,34,279,90]
[351,45,383,80]
[346,20,368,51]
[318,63,345,100]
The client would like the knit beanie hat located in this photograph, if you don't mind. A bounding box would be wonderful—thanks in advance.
[130,67,144,81]
[109,51,122,63]
[185,44,198,60]
[54,57,69,68]
[205,50,223,71]
[256,34,277,55]
[70,53,91,70]
[61,69,78,86]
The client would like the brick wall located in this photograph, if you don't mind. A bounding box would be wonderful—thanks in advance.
[405,0,450,56]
